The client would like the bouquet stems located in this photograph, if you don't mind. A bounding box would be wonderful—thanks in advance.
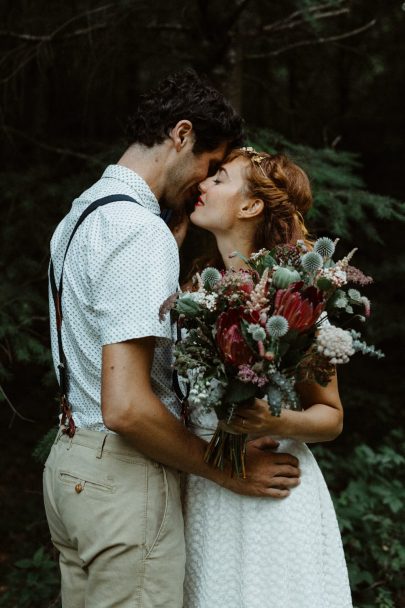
[204,423,248,478]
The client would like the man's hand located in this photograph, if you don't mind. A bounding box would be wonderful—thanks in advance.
[102,338,300,498]
[223,437,300,499]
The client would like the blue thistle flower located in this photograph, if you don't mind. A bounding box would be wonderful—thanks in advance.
[301,251,323,273]
[266,315,289,338]
[313,237,335,258]
[247,324,266,341]
[201,267,221,289]
[272,267,301,289]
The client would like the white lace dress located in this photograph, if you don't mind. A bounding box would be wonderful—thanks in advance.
[183,403,353,608]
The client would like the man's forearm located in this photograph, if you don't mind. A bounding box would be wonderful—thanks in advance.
[103,391,226,485]
[101,338,301,498]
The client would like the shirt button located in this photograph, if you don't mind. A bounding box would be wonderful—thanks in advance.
[75,483,83,493]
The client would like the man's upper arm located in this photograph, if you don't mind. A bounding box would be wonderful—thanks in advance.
[101,337,156,428]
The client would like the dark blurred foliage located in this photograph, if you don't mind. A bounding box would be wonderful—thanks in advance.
[0,1,404,606]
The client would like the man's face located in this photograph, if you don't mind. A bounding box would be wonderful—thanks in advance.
[163,142,228,211]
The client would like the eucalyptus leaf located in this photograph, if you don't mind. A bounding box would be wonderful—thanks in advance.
[224,379,257,403]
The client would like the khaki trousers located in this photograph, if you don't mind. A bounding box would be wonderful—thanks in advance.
[43,428,185,608]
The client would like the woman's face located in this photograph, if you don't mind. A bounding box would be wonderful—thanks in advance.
[190,156,250,234]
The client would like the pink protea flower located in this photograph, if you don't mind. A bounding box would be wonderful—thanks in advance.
[216,307,255,366]
[273,281,324,332]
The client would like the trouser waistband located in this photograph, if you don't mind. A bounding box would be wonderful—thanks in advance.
[55,426,151,461]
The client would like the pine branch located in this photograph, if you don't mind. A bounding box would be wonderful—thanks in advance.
[262,6,349,34]
[0,4,117,84]
[247,19,376,59]
[0,22,107,41]
[2,126,104,165]
[145,23,191,32]
[0,4,115,42]
[0,384,35,425]
[268,0,348,25]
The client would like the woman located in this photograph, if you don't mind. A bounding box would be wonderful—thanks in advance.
[182,148,353,608]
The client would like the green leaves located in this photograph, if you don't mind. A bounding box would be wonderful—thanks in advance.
[223,378,257,404]
[0,546,60,608]
[313,430,405,606]
[175,295,202,317]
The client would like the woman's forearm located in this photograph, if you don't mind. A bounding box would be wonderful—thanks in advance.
[267,403,343,443]
[231,398,343,443]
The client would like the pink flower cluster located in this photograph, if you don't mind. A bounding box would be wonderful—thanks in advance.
[237,364,268,387]
[346,265,373,286]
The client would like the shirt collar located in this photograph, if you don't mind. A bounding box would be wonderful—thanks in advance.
[101,164,161,216]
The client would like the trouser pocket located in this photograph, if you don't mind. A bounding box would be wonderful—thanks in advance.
[145,462,169,558]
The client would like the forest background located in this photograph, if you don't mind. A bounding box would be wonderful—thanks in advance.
[0,1,404,607]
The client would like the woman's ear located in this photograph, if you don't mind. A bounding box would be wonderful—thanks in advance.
[238,198,264,219]
[170,120,193,151]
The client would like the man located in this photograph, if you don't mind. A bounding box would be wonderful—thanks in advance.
[43,69,300,608]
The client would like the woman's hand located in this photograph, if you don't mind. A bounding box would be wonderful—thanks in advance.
[228,398,284,436]
[227,373,344,443]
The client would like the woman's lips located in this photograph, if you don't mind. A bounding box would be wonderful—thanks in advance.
[195,197,205,207]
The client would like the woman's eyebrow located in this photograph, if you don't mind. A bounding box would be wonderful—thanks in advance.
[218,166,229,178]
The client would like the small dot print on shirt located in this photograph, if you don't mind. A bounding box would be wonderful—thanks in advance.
[49,165,181,431]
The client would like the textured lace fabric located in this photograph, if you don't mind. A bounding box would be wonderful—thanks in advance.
[183,404,353,608]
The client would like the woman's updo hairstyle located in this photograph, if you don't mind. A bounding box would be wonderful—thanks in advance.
[226,147,313,249]
[183,147,313,284]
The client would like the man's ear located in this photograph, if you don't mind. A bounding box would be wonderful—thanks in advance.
[170,120,193,151]
[238,198,264,219]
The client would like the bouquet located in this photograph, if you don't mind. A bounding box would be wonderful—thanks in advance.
[162,237,384,477]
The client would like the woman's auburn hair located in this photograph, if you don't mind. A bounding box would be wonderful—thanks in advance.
[228,148,313,250]
[187,148,314,280]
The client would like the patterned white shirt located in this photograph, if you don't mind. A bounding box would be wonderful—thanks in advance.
[49,164,181,431]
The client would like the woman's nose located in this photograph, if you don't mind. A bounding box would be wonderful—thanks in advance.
[198,179,207,193]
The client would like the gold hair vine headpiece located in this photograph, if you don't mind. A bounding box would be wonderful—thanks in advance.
[240,146,266,164]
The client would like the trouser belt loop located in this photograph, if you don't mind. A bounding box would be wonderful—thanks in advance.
[54,427,64,445]
[96,434,107,459]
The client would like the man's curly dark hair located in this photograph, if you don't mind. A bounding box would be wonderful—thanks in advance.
[127,69,244,153]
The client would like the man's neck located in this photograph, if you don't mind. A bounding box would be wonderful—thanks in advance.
[117,144,169,203]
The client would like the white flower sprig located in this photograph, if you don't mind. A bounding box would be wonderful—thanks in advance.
[316,325,355,364]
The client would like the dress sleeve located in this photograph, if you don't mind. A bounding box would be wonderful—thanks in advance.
[88,220,179,346]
